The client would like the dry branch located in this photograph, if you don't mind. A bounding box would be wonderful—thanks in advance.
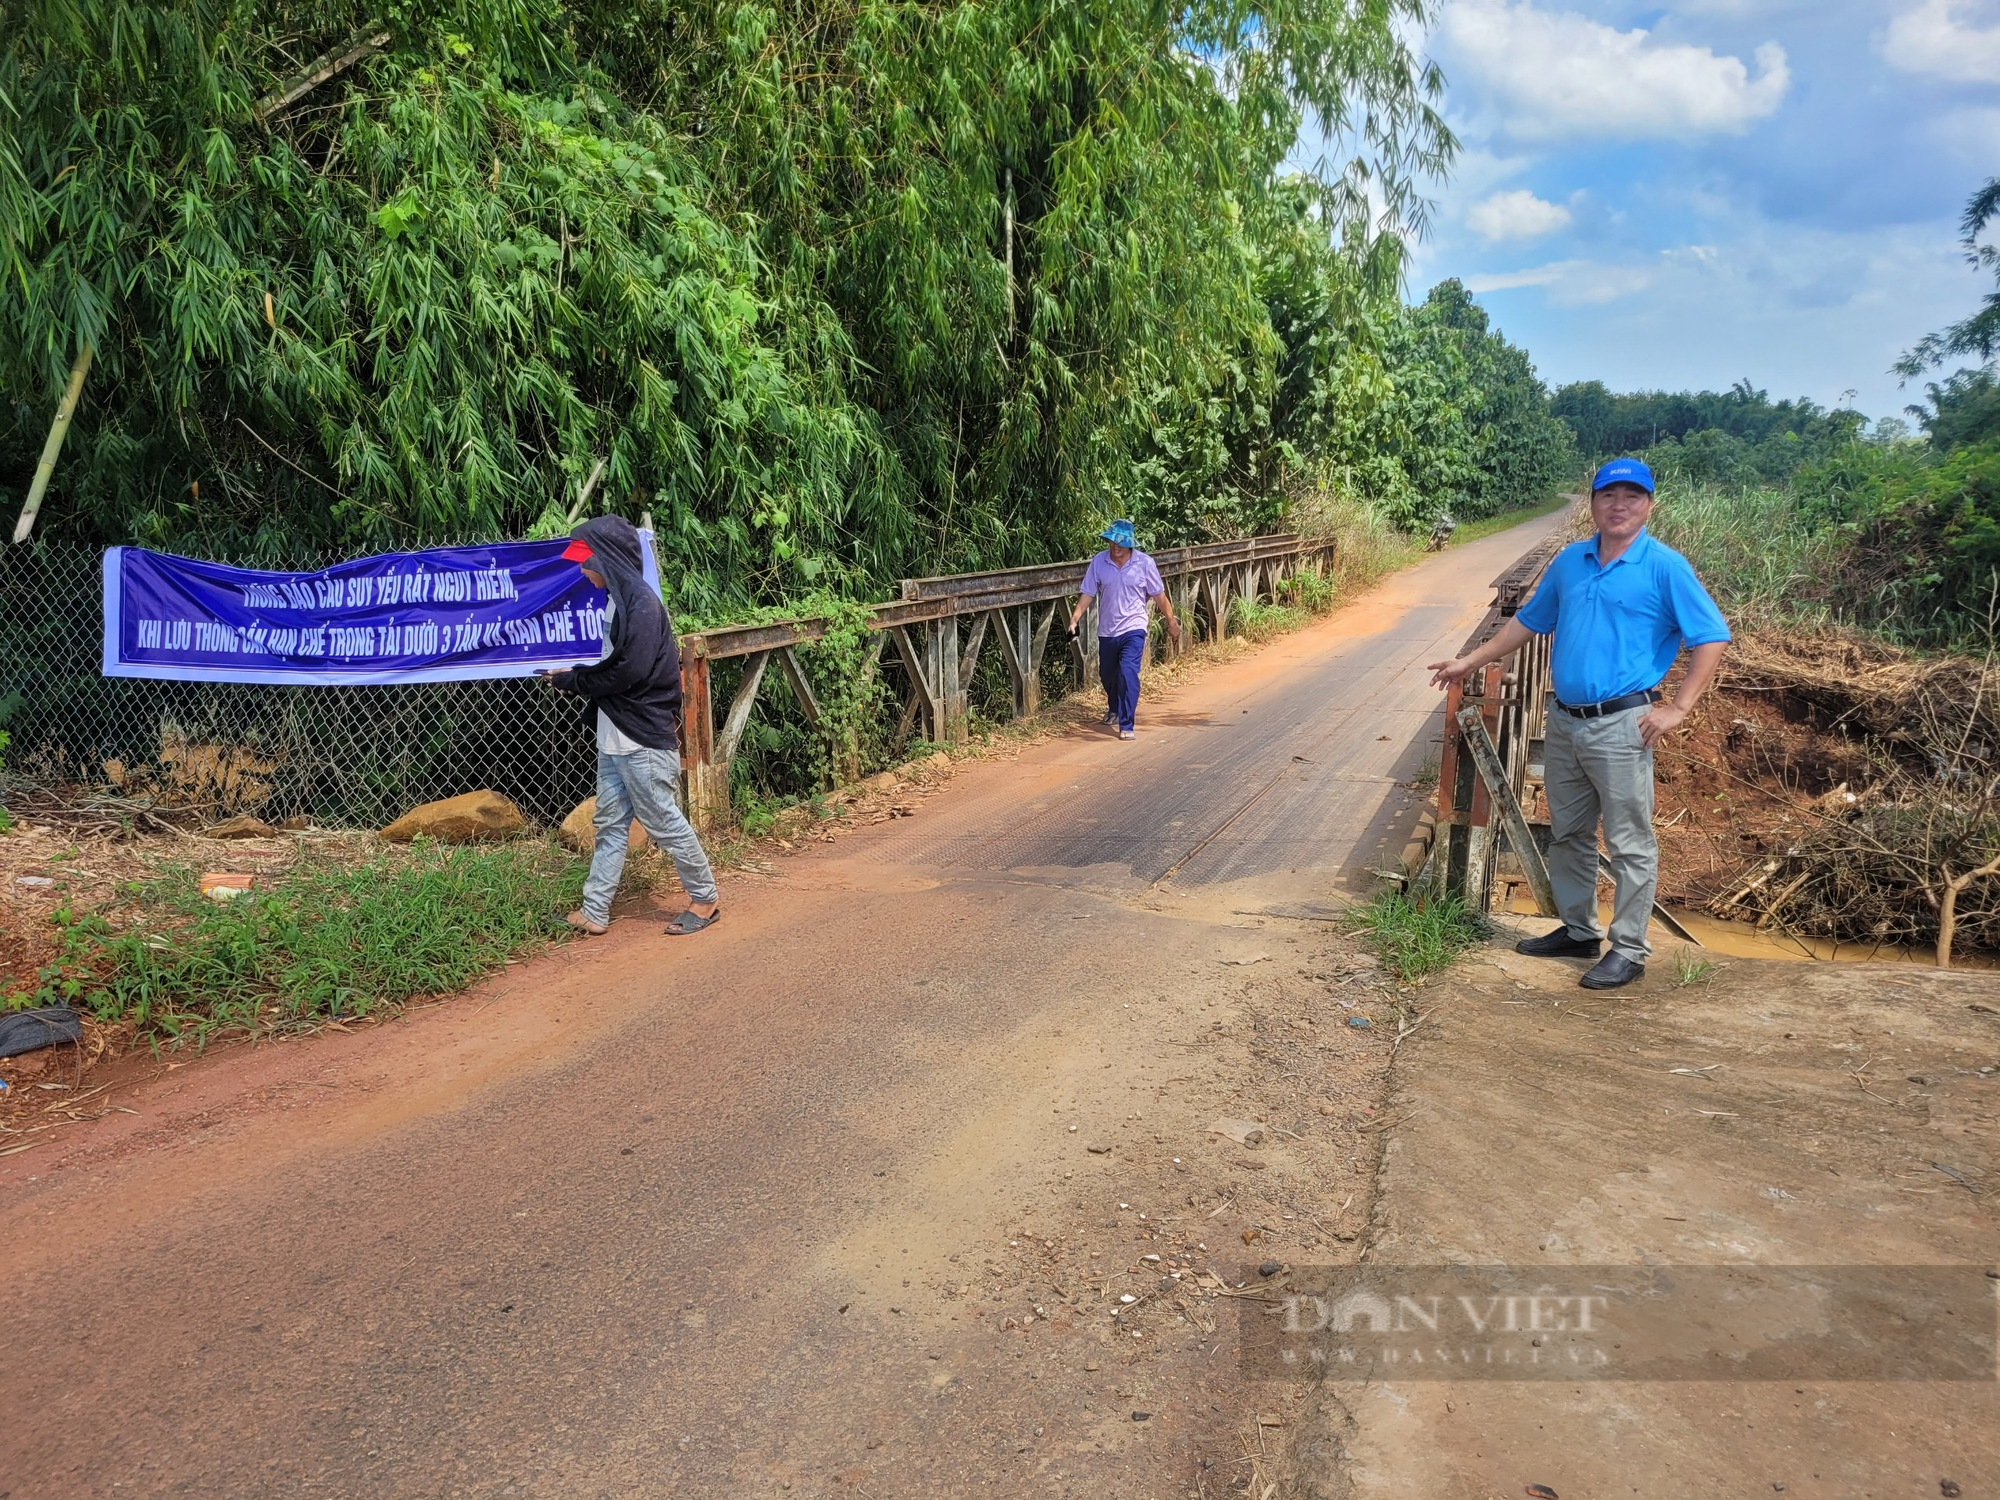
[254,26,391,123]
[1703,629,2000,965]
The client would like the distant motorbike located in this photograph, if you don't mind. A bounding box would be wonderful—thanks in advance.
[1425,515,1456,552]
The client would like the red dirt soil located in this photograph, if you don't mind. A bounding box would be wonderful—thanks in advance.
[1651,673,1878,908]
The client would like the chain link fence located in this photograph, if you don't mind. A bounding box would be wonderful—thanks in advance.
[2,537,1303,832]
[1,543,599,828]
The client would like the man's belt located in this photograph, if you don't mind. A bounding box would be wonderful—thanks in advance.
[1555,689,1662,720]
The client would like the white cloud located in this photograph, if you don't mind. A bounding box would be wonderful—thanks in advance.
[1882,1,2000,85]
[1452,219,1980,416]
[1464,258,1656,305]
[1465,263,1571,292]
[1440,147,1540,201]
[1466,188,1574,241]
[1438,1,1791,142]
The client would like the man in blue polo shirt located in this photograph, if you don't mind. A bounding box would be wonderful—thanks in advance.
[1428,458,1730,989]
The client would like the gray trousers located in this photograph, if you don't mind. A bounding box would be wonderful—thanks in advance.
[1544,704,1657,962]
[580,747,719,924]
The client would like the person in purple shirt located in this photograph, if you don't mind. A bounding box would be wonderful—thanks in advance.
[1067,518,1182,739]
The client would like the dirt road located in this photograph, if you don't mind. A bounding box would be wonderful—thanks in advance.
[1293,929,2000,1500]
[0,515,1559,1499]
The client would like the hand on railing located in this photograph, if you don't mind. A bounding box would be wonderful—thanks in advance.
[1427,616,1535,692]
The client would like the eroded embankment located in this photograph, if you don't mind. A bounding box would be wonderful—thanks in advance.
[1652,628,2000,964]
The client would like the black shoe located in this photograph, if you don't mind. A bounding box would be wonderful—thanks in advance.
[1579,953,1645,990]
[1515,928,1601,958]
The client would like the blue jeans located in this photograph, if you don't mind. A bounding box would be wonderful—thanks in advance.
[580,747,719,925]
[1098,629,1146,731]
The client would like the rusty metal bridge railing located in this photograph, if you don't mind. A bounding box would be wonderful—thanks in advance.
[1428,530,1570,912]
[676,533,1336,831]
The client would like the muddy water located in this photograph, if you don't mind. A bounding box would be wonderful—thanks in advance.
[1664,907,2000,967]
[1504,890,1996,967]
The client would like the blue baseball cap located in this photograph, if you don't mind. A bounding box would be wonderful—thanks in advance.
[1100,518,1137,548]
[1591,457,1655,494]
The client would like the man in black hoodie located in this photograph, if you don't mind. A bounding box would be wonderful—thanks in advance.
[545,515,720,937]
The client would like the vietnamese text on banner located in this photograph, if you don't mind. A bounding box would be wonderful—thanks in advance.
[101,536,662,685]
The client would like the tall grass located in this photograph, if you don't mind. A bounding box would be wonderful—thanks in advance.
[1644,480,1849,631]
[1291,483,1420,596]
[15,841,585,1044]
[1229,595,1309,641]
[1449,493,1574,549]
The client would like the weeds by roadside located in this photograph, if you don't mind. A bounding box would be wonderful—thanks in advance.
[1645,480,1850,635]
[11,839,584,1045]
[1229,595,1309,641]
[1448,494,1573,549]
[1276,569,1335,612]
[1352,889,1488,981]
[1672,946,1719,985]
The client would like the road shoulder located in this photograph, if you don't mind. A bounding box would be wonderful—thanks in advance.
[1287,934,2000,1498]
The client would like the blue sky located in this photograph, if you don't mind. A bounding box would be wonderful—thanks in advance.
[1303,1,2000,420]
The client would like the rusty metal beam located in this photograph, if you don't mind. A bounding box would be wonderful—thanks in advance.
[1030,600,1057,673]
[1489,532,1569,612]
[686,616,833,660]
[687,534,1331,662]
[680,650,724,832]
[1434,528,1572,913]
[955,607,989,723]
[673,532,1335,830]
[898,534,1311,604]
[887,624,939,732]
[1457,704,1558,918]
[992,606,1029,713]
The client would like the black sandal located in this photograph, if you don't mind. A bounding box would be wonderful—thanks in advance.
[665,908,720,936]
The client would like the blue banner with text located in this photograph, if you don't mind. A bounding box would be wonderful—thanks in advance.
[101,537,661,685]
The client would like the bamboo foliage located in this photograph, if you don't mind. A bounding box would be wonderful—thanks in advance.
[0,1,1564,609]
[3,0,905,607]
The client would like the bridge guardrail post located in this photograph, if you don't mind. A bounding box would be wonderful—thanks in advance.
[1432,521,1573,912]
[680,643,727,834]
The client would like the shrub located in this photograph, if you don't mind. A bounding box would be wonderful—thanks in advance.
[1228,596,1307,642]
[1351,889,1487,981]
[1276,570,1335,612]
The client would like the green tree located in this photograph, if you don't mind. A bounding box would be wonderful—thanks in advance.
[1416,279,1575,518]
[1551,377,1862,461]
[2,0,1465,606]
[1550,379,1614,461]
[1,0,907,614]
[1908,368,2000,453]
[1896,176,2000,383]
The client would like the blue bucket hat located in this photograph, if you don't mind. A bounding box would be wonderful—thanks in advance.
[1591,457,1655,494]
[1100,518,1137,548]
